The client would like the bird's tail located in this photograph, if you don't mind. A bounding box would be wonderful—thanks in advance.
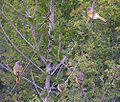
[16,76,20,84]
[99,16,106,22]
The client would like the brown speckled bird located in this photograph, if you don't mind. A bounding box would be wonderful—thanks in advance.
[76,71,85,88]
[13,61,23,84]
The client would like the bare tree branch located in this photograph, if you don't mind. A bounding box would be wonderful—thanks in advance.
[31,25,38,49]
[65,65,77,84]
[23,77,44,90]
[100,75,116,102]
[30,25,47,65]
[81,88,89,102]
[31,70,41,96]
[57,32,61,60]
[4,0,26,16]
[1,11,34,48]
[10,84,17,92]
[0,83,17,101]
[56,64,64,78]
[51,57,67,75]
[0,63,12,72]
[45,0,55,101]
[21,53,35,76]
[51,42,78,78]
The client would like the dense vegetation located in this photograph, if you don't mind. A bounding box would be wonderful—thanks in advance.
[0,0,120,101]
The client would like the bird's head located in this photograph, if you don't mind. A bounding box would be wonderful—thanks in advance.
[87,7,93,13]
[15,61,21,65]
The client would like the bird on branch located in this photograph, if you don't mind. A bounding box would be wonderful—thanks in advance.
[13,61,23,84]
[87,7,106,22]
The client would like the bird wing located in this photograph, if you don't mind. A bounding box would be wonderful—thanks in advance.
[94,13,106,22]
[93,13,101,19]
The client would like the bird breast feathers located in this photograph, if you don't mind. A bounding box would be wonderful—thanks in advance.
[13,65,22,75]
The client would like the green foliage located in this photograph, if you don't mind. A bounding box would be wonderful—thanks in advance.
[0,0,120,101]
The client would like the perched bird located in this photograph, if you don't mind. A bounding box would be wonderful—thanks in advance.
[76,71,85,88]
[13,61,23,84]
[87,7,106,22]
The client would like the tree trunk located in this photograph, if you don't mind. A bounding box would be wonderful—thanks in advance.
[44,0,55,102]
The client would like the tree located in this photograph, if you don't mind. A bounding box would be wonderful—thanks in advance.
[0,0,120,101]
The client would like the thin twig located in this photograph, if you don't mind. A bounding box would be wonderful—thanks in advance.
[21,53,35,76]
[22,61,31,75]
[53,41,77,71]
[100,76,116,102]
[56,65,64,78]
[57,32,61,60]
[23,77,44,90]
[31,70,41,96]
[0,63,16,93]
[4,0,26,16]
[51,57,67,75]
[25,6,36,18]
[81,88,89,102]
[51,42,77,77]
[11,84,17,92]
[31,25,39,50]
[85,17,90,26]
[0,63,12,72]
[65,65,77,84]
[92,0,96,8]
[1,11,34,48]
[30,25,47,66]
[0,83,17,101]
